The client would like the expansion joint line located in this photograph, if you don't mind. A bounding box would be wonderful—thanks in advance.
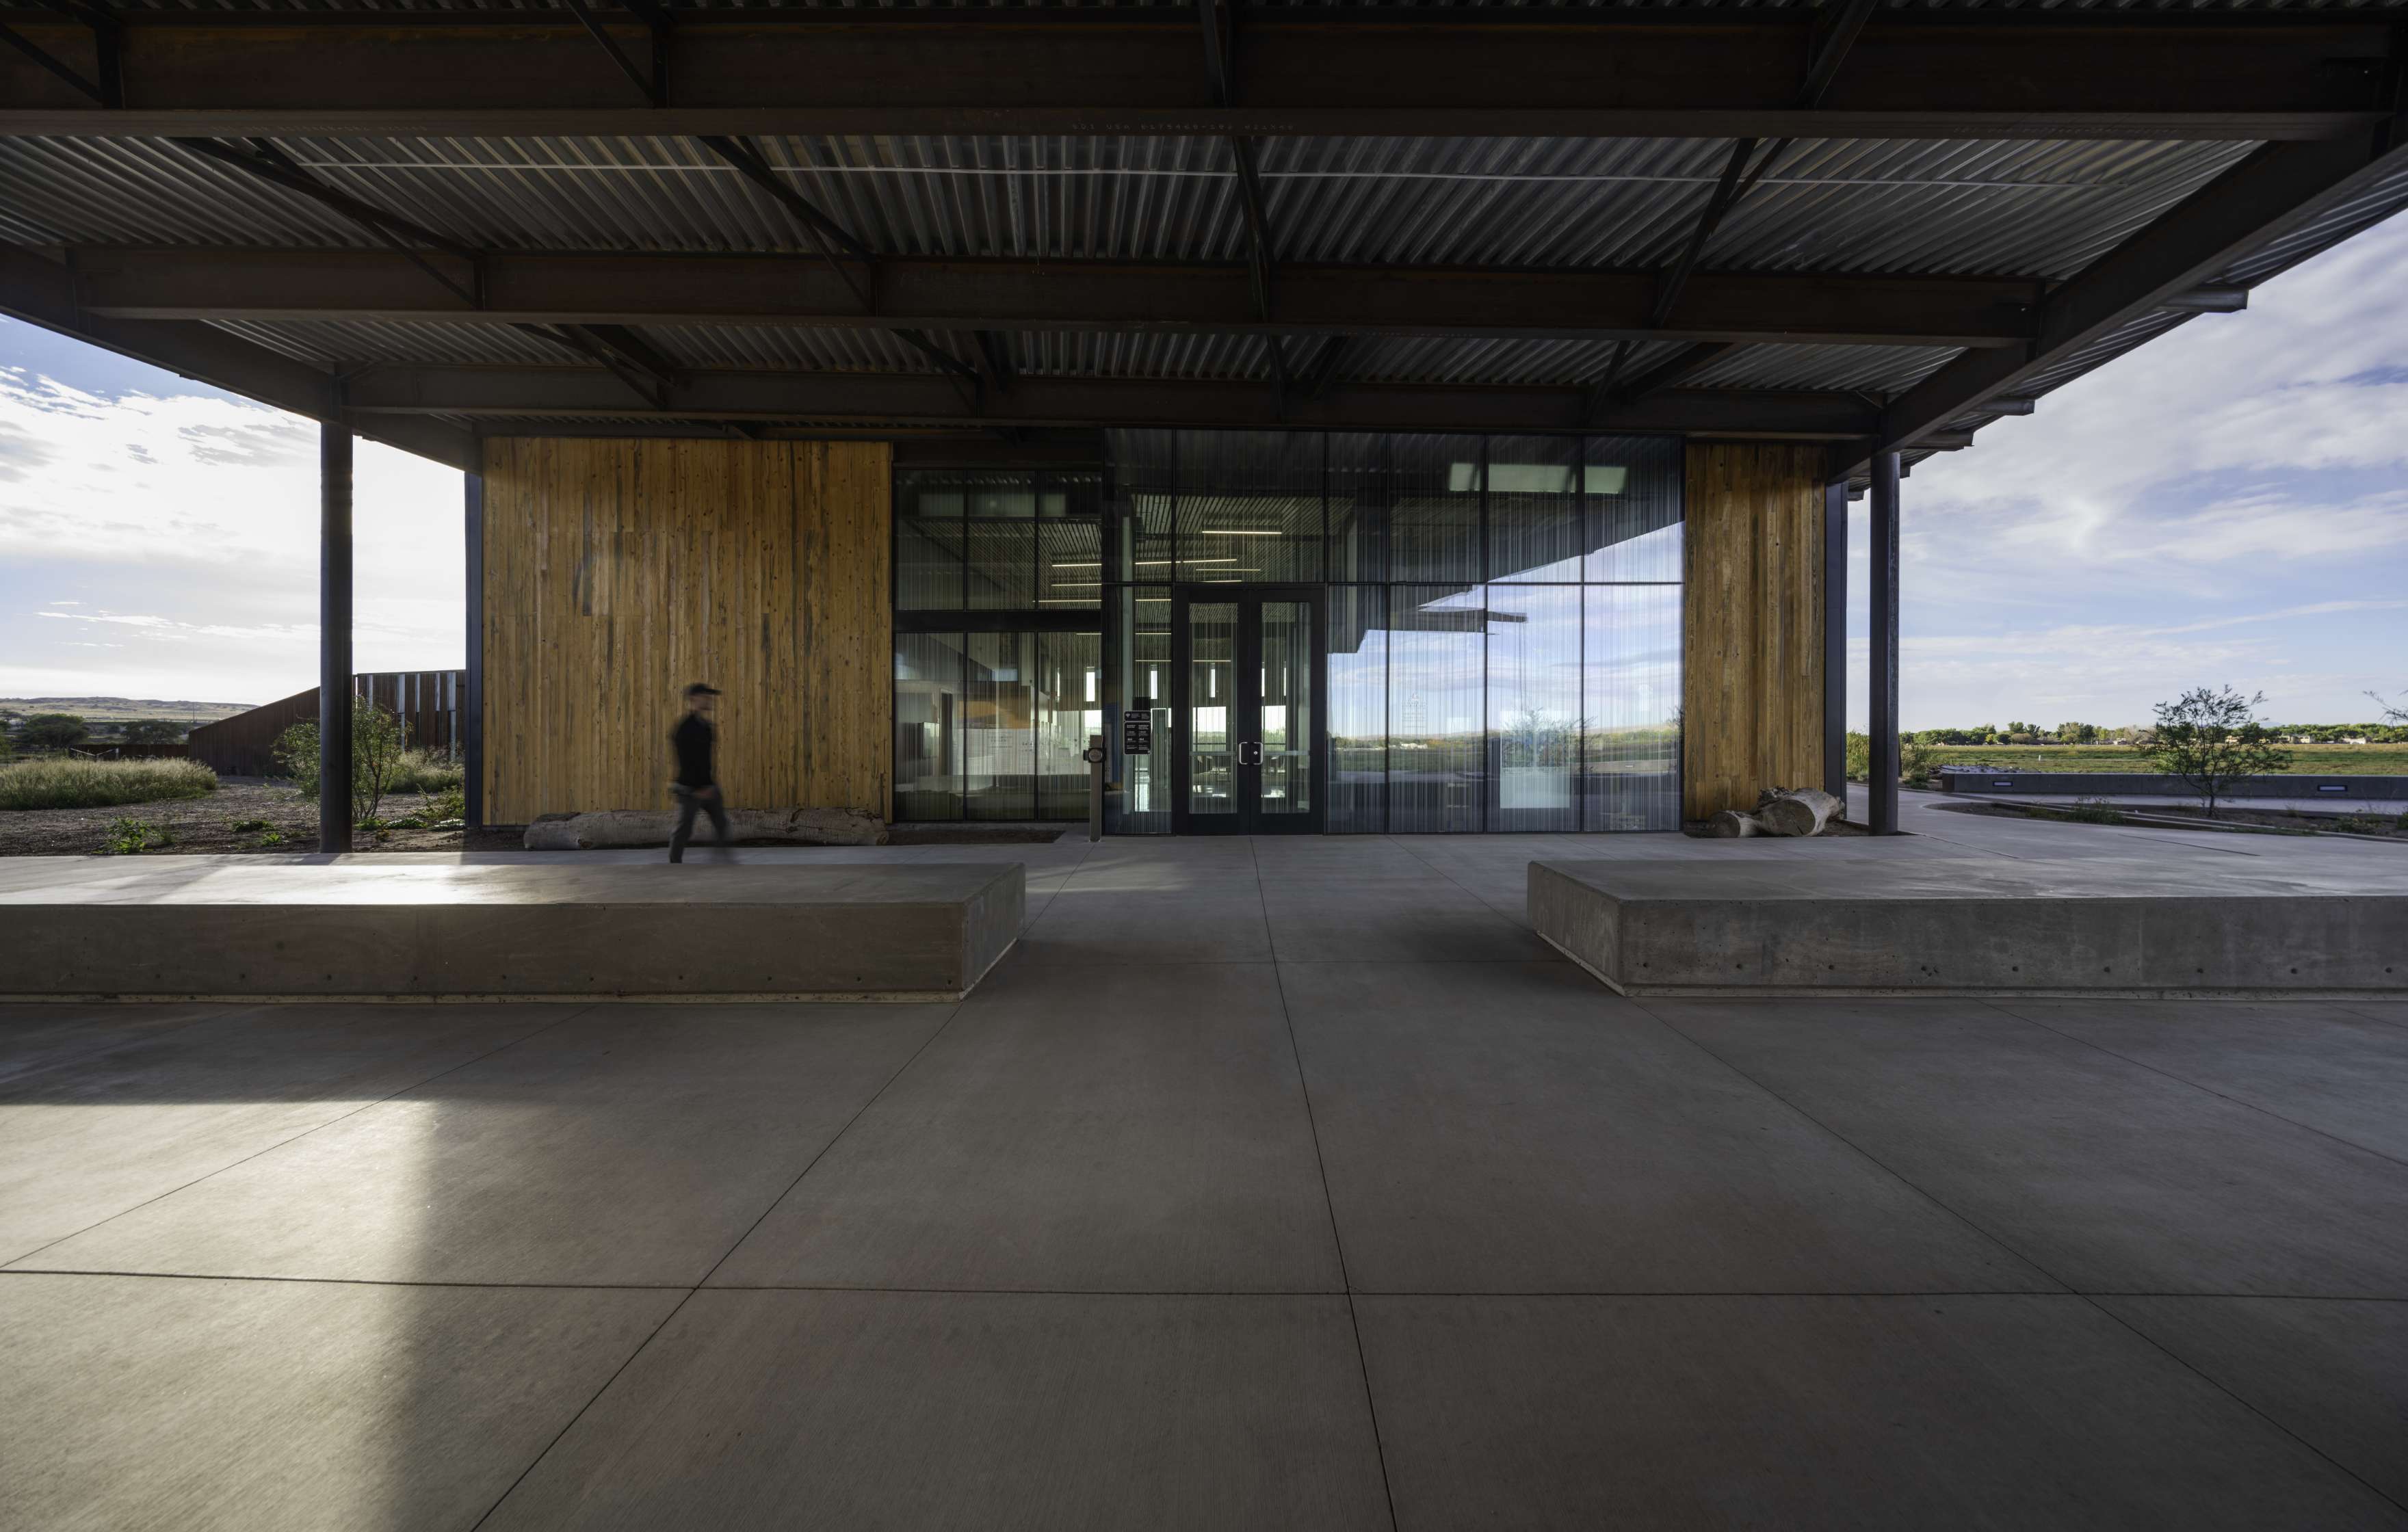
[1255,837,1402,1532]
[1625,993,2408,1521]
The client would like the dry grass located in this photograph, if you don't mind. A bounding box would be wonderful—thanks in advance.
[384,748,465,795]
[0,756,220,810]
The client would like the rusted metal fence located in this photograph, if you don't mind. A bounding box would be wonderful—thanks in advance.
[186,670,462,777]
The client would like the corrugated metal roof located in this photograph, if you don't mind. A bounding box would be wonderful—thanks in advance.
[1688,343,1956,395]
[3,19,2403,455]
[0,133,2269,275]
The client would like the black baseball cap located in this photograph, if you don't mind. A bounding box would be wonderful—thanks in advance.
[685,682,721,697]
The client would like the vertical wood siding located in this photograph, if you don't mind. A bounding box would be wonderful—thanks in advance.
[480,438,892,823]
[1682,442,1826,822]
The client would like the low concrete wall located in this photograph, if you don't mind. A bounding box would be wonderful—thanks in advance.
[1935,769,2408,800]
[1529,856,2408,997]
[0,861,1022,1002]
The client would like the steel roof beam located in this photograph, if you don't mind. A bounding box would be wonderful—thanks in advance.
[338,362,1880,438]
[62,248,2041,349]
[0,12,2389,139]
[1867,122,2408,464]
[0,243,476,469]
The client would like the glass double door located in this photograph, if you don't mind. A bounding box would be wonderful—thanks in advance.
[1171,585,1325,835]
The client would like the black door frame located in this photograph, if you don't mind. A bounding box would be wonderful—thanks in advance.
[1170,583,1329,835]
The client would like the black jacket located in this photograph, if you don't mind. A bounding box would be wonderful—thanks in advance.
[672,712,716,789]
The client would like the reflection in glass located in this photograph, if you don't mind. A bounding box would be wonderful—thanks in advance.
[1486,436,1584,582]
[1584,585,1684,830]
[893,631,963,820]
[1487,584,1581,830]
[1326,585,1387,832]
[1389,585,1487,832]
[1174,430,1324,584]
[895,512,964,609]
[1118,587,1173,830]
[965,632,1033,819]
[1038,520,1102,607]
[1188,602,1236,815]
[1587,435,1685,582]
[1036,632,1103,818]
[965,520,1036,609]
[1259,600,1312,819]
[1326,434,1382,583]
[1386,434,1484,583]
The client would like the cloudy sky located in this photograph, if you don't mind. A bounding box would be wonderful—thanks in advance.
[1,209,2403,726]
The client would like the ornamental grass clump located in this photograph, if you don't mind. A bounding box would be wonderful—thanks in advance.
[0,756,218,810]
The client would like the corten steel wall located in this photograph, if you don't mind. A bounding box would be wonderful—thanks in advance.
[480,438,892,824]
[185,671,461,776]
[1681,443,1826,822]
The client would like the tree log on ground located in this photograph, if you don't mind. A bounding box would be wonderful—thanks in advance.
[1756,787,1844,837]
[1707,808,1764,838]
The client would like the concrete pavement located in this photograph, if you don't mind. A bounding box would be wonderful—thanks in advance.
[5,808,2405,1528]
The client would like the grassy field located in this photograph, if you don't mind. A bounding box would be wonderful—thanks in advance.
[2,695,252,725]
[0,757,219,810]
[1925,745,2408,774]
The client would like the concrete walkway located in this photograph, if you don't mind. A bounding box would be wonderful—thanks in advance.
[5,801,2407,1528]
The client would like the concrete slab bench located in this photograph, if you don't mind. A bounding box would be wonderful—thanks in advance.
[0,860,1021,1002]
[1529,855,2408,997]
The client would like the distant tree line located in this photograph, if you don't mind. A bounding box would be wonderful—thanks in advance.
[0,713,191,758]
[1904,719,2408,746]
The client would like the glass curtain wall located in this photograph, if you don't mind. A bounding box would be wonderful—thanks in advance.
[1098,430,1681,834]
[902,435,1679,832]
[893,469,1103,823]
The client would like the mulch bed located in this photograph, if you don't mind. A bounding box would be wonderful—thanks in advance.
[0,780,478,857]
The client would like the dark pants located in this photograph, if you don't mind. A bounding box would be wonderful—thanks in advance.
[669,784,731,862]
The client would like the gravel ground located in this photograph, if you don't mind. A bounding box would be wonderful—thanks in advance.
[0,780,490,857]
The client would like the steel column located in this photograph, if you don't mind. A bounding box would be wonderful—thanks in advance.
[318,423,354,854]
[1822,479,1850,803]
[1867,450,1900,834]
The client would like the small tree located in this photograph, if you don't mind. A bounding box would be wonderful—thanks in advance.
[18,712,89,752]
[2371,689,2407,728]
[2143,685,2290,819]
[270,696,406,825]
[122,719,185,748]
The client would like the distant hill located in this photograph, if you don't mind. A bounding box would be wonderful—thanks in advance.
[0,696,257,724]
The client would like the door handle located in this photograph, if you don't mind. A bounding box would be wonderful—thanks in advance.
[1238,741,1261,766]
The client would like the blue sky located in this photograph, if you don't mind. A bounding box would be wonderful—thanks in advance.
[1,211,2403,724]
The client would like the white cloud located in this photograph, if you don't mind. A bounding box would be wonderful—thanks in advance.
[1876,207,2408,726]
[0,360,463,702]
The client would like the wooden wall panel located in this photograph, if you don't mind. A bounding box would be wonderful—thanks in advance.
[480,438,892,823]
[1682,443,1826,822]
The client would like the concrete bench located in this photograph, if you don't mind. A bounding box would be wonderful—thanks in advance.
[0,860,1022,1002]
[1529,855,2408,997]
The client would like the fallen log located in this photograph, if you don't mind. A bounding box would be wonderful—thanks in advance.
[525,806,888,849]
[1756,787,1844,838]
[1707,808,1765,838]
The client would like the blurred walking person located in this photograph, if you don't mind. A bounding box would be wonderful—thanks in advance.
[669,682,734,863]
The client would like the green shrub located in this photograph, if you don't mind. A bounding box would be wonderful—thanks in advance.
[426,784,467,823]
[100,817,172,854]
[273,718,319,793]
[2065,798,2125,825]
[0,757,218,810]
[272,697,413,821]
[228,817,274,832]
